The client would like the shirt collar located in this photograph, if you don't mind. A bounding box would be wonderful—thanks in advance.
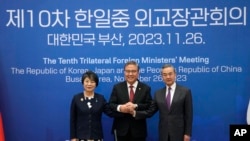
[127,80,138,88]
[167,82,176,90]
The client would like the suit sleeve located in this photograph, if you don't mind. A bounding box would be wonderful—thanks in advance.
[70,96,77,139]
[135,85,158,119]
[136,84,152,111]
[135,100,158,119]
[184,89,193,136]
[106,85,126,118]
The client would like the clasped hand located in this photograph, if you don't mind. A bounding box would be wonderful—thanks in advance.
[120,102,136,115]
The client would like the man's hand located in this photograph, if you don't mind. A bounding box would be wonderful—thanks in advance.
[184,135,191,141]
[120,102,137,114]
[120,104,130,113]
[126,102,137,110]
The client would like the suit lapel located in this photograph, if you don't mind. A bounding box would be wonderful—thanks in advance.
[133,81,146,102]
[158,87,170,112]
[170,85,181,111]
[121,82,130,102]
[133,82,142,102]
[76,95,89,112]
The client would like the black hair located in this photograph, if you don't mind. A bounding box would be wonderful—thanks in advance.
[81,70,99,86]
[124,60,140,71]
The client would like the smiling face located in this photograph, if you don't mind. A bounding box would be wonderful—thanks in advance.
[161,65,176,86]
[83,77,96,93]
[124,63,139,85]
[81,71,98,93]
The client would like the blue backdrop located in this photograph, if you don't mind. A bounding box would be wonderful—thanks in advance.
[0,0,250,141]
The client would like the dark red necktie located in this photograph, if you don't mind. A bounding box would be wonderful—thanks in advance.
[166,87,171,109]
[129,85,134,102]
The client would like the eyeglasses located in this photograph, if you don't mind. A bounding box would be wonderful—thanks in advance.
[125,70,138,74]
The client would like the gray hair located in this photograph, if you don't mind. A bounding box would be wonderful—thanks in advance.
[161,64,176,73]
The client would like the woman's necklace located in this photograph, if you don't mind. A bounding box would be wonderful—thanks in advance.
[83,91,94,100]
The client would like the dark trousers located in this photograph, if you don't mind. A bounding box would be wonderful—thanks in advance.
[116,136,145,141]
[115,128,145,141]
[114,126,146,141]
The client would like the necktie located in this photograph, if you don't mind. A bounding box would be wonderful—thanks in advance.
[129,85,134,102]
[166,87,171,109]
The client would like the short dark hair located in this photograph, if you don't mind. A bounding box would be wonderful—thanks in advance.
[161,64,176,73]
[81,70,99,86]
[124,61,140,70]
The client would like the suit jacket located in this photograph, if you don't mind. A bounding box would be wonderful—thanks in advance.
[70,92,110,140]
[155,84,193,141]
[108,80,152,138]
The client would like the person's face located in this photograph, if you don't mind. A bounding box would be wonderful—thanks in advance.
[161,67,176,86]
[124,64,139,85]
[83,77,96,92]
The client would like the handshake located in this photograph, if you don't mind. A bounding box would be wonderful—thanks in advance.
[119,102,137,116]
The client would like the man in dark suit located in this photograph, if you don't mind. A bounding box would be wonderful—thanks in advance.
[136,64,193,141]
[108,61,152,141]
[155,64,193,141]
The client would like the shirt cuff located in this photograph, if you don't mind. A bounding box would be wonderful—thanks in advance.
[134,104,138,110]
[117,105,121,112]
[133,111,136,117]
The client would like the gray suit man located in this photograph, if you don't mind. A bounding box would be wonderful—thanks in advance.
[136,64,193,141]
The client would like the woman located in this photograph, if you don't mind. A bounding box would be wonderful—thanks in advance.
[70,70,109,141]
